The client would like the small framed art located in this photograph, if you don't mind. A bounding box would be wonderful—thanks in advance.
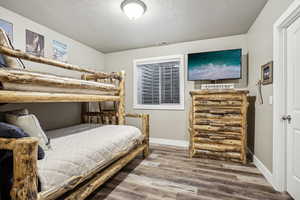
[0,19,13,41]
[261,61,273,85]
[26,29,45,57]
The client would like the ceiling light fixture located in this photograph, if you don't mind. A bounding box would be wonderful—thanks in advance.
[121,0,147,20]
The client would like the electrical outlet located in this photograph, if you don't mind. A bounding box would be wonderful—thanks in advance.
[269,96,273,105]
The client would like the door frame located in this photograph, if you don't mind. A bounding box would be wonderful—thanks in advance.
[273,0,300,192]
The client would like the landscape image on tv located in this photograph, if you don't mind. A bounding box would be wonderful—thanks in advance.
[188,49,242,81]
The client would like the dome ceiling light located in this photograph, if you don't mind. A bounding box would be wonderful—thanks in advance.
[121,0,147,20]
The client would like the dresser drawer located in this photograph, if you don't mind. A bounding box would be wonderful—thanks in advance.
[193,94,244,107]
[193,131,242,140]
[193,150,241,162]
[194,119,242,127]
[193,94,243,101]
[193,136,242,146]
[194,142,241,153]
[194,113,242,120]
[193,125,242,133]
[194,107,242,114]
[193,134,242,154]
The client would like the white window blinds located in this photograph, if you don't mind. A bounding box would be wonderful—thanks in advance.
[137,61,181,105]
[160,62,180,104]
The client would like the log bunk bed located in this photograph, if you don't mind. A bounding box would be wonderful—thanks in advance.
[0,33,149,199]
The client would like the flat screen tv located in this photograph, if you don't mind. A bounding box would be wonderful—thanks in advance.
[188,49,242,81]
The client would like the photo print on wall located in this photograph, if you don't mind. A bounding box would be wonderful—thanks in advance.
[0,19,13,41]
[261,61,273,85]
[52,40,68,63]
[26,29,44,57]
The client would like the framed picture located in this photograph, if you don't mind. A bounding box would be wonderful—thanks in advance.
[261,61,273,85]
[52,40,68,63]
[26,29,44,57]
[0,19,13,41]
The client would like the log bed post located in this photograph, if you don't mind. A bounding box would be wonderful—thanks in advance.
[0,137,39,200]
[118,71,125,125]
[125,113,150,158]
[142,114,150,158]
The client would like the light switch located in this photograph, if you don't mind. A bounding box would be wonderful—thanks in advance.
[269,96,273,105]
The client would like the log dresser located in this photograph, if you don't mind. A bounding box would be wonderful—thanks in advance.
[189,89,249,164]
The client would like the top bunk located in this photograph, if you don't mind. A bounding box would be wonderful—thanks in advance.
[0,28,124,103]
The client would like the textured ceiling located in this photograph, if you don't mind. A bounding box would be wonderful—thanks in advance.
[0,0,268,53]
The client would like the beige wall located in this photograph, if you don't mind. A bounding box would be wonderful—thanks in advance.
[105,35,248,141]
[0,6,105,130]
[247,0,294,172]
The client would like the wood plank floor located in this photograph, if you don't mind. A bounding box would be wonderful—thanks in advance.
[86,144,293,200]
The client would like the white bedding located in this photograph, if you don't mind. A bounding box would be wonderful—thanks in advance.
[38,124,144,192]
[2,83,111,95]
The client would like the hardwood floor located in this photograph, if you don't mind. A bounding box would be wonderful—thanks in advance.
[86,144,293,200]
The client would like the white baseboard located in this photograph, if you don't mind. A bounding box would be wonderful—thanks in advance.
[150,137,188,148]
[253,155,275,188]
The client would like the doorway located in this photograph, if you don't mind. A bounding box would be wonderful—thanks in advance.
[273,1,300,199]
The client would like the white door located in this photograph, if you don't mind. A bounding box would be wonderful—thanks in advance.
[286,16,300,200]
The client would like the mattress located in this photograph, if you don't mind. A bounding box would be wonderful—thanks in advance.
[0,68,116,95]
[2,83,112,95]
[38,124,144,192]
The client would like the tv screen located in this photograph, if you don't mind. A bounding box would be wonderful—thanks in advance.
[188,49,242,81]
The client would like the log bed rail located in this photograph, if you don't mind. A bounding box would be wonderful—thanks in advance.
[0,90,121,103]
[0,44,150,200]
[0,45,121,80]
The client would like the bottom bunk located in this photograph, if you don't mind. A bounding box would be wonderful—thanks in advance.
[0,114,149,200]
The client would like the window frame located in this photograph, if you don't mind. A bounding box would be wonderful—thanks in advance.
[133,55,185,110]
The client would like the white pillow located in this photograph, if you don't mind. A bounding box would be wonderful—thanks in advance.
[6,114,51,150]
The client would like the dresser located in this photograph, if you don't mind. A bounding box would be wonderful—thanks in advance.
[189,90,249,164]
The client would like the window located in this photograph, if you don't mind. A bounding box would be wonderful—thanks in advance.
[134,55,184,110]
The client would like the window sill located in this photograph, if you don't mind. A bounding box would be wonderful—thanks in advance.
[133,104,185,110]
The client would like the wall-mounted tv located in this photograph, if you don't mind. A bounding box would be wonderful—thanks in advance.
[188,49,242,81]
